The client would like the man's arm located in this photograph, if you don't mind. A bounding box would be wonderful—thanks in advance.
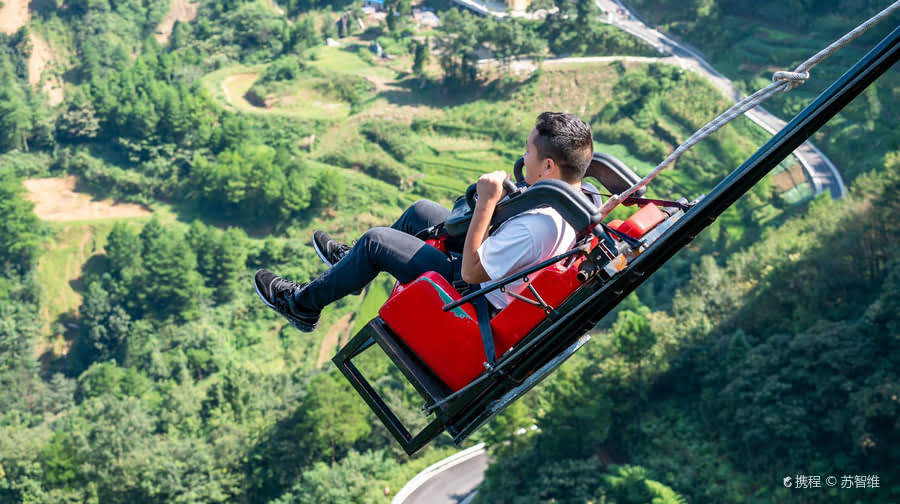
[461,171,507,284]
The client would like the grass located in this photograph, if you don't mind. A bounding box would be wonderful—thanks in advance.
[199,64,266,111]
[352,274,394,335]
[421,135,495,153]
[191,44,818,255]
[200,63,355,119]
[307,45,376,75]
[35,217,150,354]
[594,141,656,175]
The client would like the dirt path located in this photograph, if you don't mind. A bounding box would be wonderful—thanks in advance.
[28,33,64,106]
[222,73,261,110]
[317,313,355,368]
[155,0,199,45]
[0,0,29,35]
[23,176,152,221]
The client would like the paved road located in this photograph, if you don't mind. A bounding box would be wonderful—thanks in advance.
[595,0,846,198]
[401,451,488,504]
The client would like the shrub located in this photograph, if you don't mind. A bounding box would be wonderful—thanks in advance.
[359,120,415,162]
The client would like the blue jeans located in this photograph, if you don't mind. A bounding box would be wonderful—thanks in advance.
[295,200,459,312]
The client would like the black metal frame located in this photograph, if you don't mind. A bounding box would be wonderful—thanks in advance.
[333,25,900,455]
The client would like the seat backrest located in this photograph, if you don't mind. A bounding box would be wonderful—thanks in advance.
[586,153,646,197]
[513,152,646,198]
[489,255,584,357]
[445,179,600,238]
[607,203,667,239]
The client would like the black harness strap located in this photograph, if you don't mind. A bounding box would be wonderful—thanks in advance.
[471,296,497,367]
[602,222,643,249]
[621,195,691,211]
[582,186,691,211]
[619,195,691,211]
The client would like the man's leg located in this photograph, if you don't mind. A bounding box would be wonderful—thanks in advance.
[313,199,448,267]
[390,199,449,236]
[296,226,455,312]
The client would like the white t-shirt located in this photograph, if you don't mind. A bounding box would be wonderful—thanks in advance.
[476,207,576,310]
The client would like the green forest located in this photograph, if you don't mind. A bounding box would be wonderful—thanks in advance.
[0,0,897,502]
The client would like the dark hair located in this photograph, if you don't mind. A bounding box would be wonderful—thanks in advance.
[533,112,593,182]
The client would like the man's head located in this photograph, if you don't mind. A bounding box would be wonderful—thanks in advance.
[524,112,593,185]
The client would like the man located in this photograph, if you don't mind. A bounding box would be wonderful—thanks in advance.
[254,112,593,331]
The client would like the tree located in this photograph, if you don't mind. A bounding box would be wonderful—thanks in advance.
[384,0,411,34]
[612,310,657,373]
[0,280,43,415]
[106,222,143,280]
[412,39,429,78]
[139,221,205,320]
[611,310,656,432]
[435,9,481,85]
[289,17,319,52]
[139,217,165,256]
[76,281,133,366]
[187,221,248,303]
[311,167,345,211]
[0,84,33,152]
[604,465,686,504]
[56,90,101,141]
[0,172,42,270]
[281,450,399,504]
[67,394,156,502]
[190,142,299,220]
[281,162,312,216]
[299,372,372,462]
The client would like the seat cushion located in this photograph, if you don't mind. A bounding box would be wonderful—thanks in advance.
[379,272,486,391]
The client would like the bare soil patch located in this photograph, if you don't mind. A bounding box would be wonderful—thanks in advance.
[155,0,199,45]
[23,176,152,221]
[317,313,355,368]
[28,33,64,106]
[0,0,29,35]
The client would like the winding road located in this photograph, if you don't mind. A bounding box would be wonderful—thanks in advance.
[456,0,846,198]
[393,444,488,504]
[595,0,846,198]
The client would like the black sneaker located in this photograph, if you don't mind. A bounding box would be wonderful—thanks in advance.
[254,269,320,332]
[312,231,363,295]
[312,230,351,267]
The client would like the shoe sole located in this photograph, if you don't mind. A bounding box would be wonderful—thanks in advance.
[311,235,363,296]
[253,278,317,332]
[312,235,335,267]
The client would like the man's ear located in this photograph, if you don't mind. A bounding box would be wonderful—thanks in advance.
[545,158,558,177]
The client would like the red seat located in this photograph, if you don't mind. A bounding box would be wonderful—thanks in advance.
[379,272,484,391]
[608,203,666,239]
[489,261,582,357]
[379,256,585,391]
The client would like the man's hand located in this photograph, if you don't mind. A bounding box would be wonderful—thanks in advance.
[461,171,510,284]
[475,171,509,206]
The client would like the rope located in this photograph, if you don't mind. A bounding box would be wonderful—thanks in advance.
[599,1,900,218]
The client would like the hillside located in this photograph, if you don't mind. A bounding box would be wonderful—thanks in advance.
[628,0,900,183]
[0,0,896,502]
